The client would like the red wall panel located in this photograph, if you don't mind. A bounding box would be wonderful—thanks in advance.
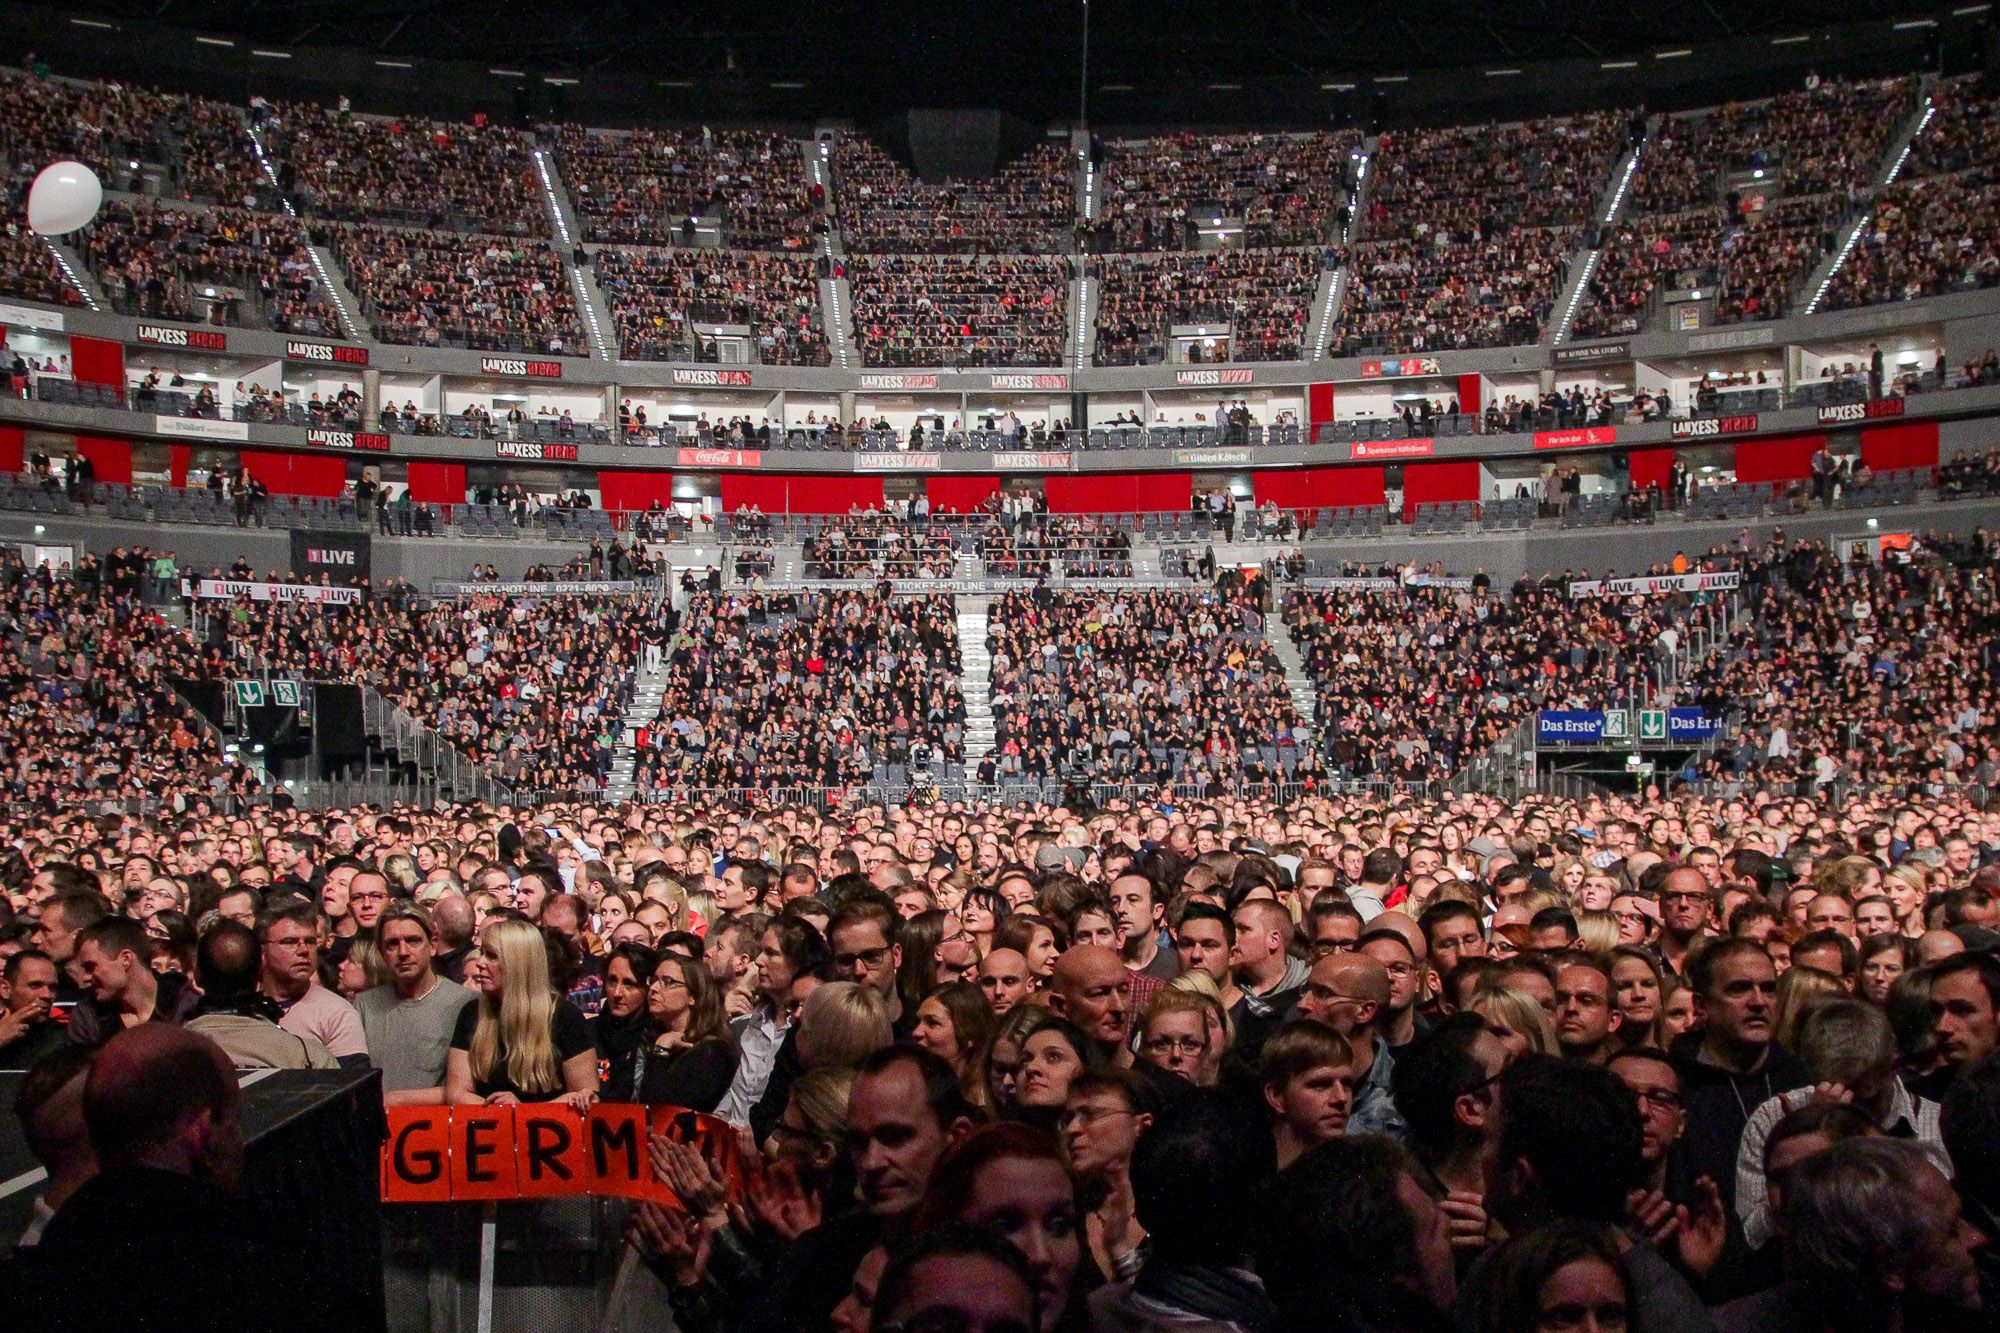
[0,427,23,474]
[408,461,468,507]
[786,475,884,513]
[1401,460,1479,521]
[1627,447,1675,493]
[1860,421,1939,473]
[288,454,348,498]
[1132,471,1193,513]
[1255,466,1388,510]
[68,336,123,387]
[167,443,190,489]
[74,436,131,485]
[927,475,1001,514]
[1457,374,1483,417]
[1307,383,1336,427]
[1733,434,1824,486]
[595,469,673,513]
[719,474,788,512]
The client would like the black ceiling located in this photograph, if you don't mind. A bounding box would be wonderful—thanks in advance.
[6,0,1986,129]
[22,0,1965,84]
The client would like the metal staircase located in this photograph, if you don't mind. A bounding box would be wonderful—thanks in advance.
[959,596,996,760]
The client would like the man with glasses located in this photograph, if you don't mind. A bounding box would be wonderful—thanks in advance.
[258,900,369,1069]
[826,898,906,1032]
[1357,928,1429,1054]
[1061,1069,1157,1280]
[1296,951,1405,1140]
[1656,865,1714,976]
[1306,897,1365,958]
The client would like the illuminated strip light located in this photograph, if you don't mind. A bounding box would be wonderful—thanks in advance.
[1554,249,1600,345]
[43,239,99,311]
[1602,146,1640,224]
[824,276,851,369]
[1073,274,1091,370]
[532,150,607,358]
[1805,216,1868,316]
[1884,102,1936,186]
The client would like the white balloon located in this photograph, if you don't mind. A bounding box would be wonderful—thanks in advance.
[27,161,103,236]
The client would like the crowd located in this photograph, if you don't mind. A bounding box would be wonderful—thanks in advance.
[1675,531,2000,793]
[0,551,261,809]
[168,588,654,793]
[551,125,816,250]
[1284,568,1696,786]
[331,225,584,355]
[0,68,264,205]
[986,584,1313,790]
[633,589,966,794]
[0,772,1998,1333]
[801,514,961,580]
[976,517,1134,579]
[848,254,1072,368]
[1088,131,1362,251]
[835,137,1075,255]
[1331,228,1569,357]
[1092,249,1320,366]
[1821,77,2000,313]
[595,246,828,365]
[1367,113,1624,244]
[0,207,85,310]
[73,202,338,332]
[1577,77,1916,336]
[263,103,547,237]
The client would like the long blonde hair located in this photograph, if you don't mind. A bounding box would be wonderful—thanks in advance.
[470,919,561,1095]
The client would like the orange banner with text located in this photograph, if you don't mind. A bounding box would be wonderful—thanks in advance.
[380,1103,742,1205]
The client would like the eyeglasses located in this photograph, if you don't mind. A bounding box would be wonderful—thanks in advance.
[1630,1087,1682,1112]
[833,945,893,971]
[1060,1105,1137,1129]
[648,975,687,991]
[1142,1035,1207,1056]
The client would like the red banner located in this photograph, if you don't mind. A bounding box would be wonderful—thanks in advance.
[1533,426,1618,450]
[381,1103,742,1206]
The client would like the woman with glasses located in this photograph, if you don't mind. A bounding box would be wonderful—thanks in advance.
[1061,1068,1157,1286]
[1136,989,1221,1088]
[632,952,738,1111]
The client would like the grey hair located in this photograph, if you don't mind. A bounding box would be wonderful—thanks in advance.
[1782,1138,1944,1313]
[1793,997,1897,1088]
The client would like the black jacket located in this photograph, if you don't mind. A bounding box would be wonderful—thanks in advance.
[1667,1029,1810,1213]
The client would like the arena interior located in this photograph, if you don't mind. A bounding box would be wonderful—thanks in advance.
[0,0,1996,1329]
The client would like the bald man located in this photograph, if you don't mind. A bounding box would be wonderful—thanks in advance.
[1047,945,1133,1063]
[1296,952,1406,1139]
[976,948,1034,1018]
[9,1025,292,1331]
[1919,930,1967,964]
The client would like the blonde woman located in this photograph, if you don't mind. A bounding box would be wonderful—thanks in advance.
[446,918,598,1111]
[1466,981,1560,1059]
[794,981,894,1070]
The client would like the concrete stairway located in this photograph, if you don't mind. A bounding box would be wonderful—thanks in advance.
[47,240,108,310]
[958,595,996,760]
[1264,614,1319,741]
[603,657,668,801]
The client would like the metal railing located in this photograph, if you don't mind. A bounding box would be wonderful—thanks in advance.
[504,776,1435,812]
[356,687,517,810]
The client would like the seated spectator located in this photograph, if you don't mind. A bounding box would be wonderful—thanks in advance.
[1090,130,1361,252]
[1094,249,1320,366]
